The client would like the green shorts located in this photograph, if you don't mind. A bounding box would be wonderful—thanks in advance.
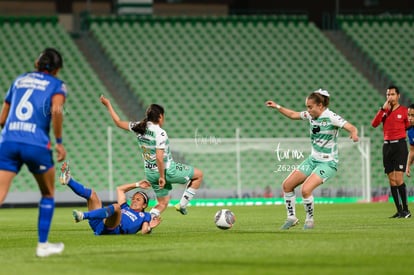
[146,161,195,197]
[297,156,337,183]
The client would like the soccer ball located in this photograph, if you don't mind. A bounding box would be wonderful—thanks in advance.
[214,209,236,230]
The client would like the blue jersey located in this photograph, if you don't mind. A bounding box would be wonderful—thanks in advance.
[119,203,151,234]
[408,126,414,146]
[0,72,67,148]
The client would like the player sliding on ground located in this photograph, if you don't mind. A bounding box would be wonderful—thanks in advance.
[266,89,359,230]
[60,161,161,235]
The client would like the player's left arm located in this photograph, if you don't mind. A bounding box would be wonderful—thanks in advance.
[141,216,162,234]
[0,102,10,128]
[343,122,359,142]
[51,94,66,161]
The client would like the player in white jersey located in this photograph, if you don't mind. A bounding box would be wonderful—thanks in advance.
[100,95,203,217]
[266,89,359,230]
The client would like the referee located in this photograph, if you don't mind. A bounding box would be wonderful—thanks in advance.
[372,86,411,218]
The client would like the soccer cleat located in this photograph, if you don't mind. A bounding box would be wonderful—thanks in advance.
[389,212,402,218]
[280,217,299,230]
[175,203,187,215]
[303,220,314,230]
[401,211,411,219]
[59,161,71,185]
[36,242,64,257]
[72,210,84,223]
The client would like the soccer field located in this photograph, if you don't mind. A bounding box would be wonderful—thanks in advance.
[1,203,413,275]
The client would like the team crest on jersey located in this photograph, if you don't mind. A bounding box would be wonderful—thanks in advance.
[139,212,145,218]
[397,114,402,119]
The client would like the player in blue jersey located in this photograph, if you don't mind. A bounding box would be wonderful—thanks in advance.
[60,161,161,235]
[266,89,359,230]
[406,104,414,177]
[0,48,66,257]
[100,95,203,217]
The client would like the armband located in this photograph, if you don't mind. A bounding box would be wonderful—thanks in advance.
[56,137,63,144]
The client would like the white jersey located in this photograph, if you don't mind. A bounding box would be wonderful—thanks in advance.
[300,108,347,163]
[129,121,173,171]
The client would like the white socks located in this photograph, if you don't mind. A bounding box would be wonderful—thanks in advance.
[150,208,161,218]
[303,196,314,221]
[284,192,296,218]
[179,187,197,208]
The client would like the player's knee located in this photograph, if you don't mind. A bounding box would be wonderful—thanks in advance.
[281,181,294,193]
[89,189,99,201]
[301,189,312,198]
[193,168,203,180]
[113,203,121,212]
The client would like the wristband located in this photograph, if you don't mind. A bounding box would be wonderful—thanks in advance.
[135,182,140,188]
[276,104,281,109]
[56,137,63,144]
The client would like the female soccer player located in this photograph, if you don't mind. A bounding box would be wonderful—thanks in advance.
[0,48,66,257]
[60,161,160,235]
[100,95,203,217]
[266,89,359,230]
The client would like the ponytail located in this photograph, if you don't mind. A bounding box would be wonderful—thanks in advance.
[131,104,165,135]
[132,118,148,135]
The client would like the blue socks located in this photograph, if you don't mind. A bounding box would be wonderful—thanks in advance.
[68,178,92,199]
[84,204,115,220]
[38,197,54,243]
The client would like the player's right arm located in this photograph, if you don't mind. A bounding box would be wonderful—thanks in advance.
[100,95,130,130]
[265,100,301,120]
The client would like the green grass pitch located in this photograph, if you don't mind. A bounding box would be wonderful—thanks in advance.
[1,203,413,275]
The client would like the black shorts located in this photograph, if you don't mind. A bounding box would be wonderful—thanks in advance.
[382,139,408,174]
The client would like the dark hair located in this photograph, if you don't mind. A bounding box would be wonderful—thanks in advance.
[387,85,399,94]
[307,92,330,107]
[132,191,149,210]
[36,48,63,72]
[132,104,165,135]
[408,104,414,109]
[134,191,149,204]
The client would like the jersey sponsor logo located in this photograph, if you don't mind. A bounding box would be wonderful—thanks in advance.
[15,75,50,91]
[122,209,138,222]
[145,162,157,169]
[312,125,321,134]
